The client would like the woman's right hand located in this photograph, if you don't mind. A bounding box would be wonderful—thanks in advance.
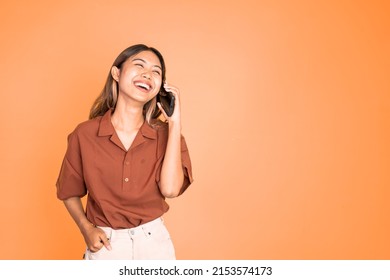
[81,223,112,252]
[62,197,112,253]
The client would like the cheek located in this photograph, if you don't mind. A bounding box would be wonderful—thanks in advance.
[154,78,163,91]
[118,71,132,86]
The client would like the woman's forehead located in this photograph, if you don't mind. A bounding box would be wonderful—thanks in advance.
[131,51,162,67]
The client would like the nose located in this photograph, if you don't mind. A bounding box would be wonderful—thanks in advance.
[142,71,151,80]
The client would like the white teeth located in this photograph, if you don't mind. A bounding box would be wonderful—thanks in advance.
[135,82,150,90]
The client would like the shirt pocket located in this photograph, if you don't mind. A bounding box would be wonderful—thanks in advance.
[129,144,159,189]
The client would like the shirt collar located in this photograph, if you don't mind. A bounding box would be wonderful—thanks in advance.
[98,110,157,140]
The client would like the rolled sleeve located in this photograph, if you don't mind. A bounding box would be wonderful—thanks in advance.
[178,135,194,195]
[56,130,87,200]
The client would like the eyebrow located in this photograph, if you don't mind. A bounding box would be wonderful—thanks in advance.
[132,58,162,71]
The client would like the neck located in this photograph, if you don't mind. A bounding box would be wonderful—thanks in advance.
[111,100,144,132]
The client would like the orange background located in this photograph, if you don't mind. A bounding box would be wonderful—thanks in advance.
[0,0,389,259]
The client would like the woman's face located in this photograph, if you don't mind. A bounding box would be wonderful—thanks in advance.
[112,50,163,105]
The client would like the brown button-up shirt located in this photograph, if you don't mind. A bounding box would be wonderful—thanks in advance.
[56,110,193,229]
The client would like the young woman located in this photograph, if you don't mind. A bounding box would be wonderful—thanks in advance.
[56,44,193,260]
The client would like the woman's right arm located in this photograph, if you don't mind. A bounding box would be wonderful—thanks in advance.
[63,197,111,252]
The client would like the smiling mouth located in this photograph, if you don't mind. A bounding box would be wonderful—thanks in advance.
[134,81,152,91]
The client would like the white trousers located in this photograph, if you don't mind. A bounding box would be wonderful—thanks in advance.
[84,217,176,260]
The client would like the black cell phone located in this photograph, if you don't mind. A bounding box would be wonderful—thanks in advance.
[157,88,175,117]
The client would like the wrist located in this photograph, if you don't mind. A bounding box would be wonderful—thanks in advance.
[79,219,95,233]
[168,120,182,133]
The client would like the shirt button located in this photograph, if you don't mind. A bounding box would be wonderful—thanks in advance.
[124,178,129,182]
[125,161,130,165]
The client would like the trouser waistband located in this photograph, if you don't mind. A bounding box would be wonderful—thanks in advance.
[98,217,164,238]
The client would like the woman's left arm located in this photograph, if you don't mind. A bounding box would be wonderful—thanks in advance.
[157,83,185,198]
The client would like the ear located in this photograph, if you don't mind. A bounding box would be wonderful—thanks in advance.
[111,66,120,81]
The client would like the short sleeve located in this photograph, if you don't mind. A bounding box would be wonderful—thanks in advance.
[178,135,194,195]
[56,130,87,200]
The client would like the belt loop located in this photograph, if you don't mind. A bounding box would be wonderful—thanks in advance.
[106,227,114,240]
[142,225,152,238]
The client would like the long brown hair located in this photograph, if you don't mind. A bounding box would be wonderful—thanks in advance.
[89,44,166,123]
